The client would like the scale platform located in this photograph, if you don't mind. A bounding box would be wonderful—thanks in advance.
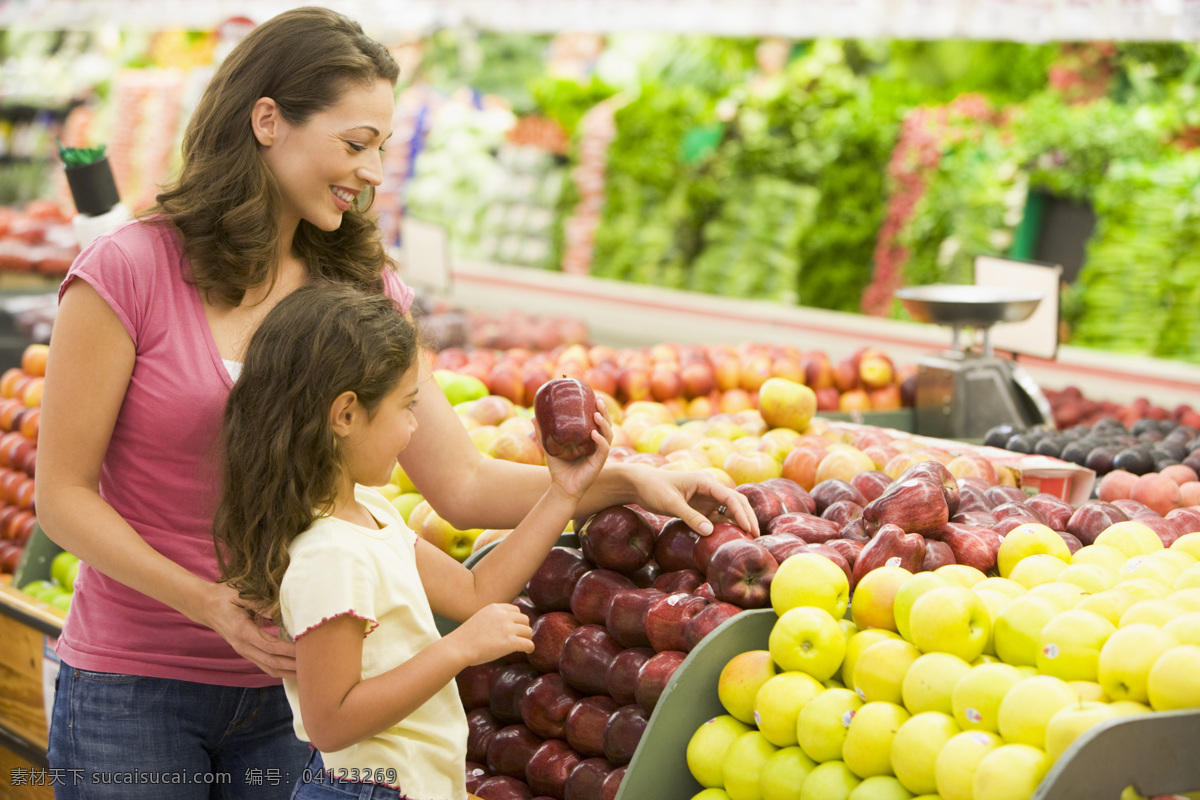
[896,284,1054,441]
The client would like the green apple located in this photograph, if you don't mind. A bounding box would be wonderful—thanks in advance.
[853,639,921,705]
[1044,701,1117,763]
[996,522,1070,579]
[1147,644,1200,711]
[973,577,1026,599]
[935,563,988,588]
[433,368,489,406]
[842,701,910,779]
[901,652,973,716]
[760,746,818,800]
[1118,597,1186,627]
[771,552,850,620]
[797,687,863,764]
[1074,588,1139,627]
[719,650,778,724]
[889,711,960,795]
[1055,562,1118,594]
[971,744,1050,800]
[49,590,72,612]
[841,629,901,691]
[769,606,847,682]
[1035,608,1116,682]
[906,585,990,663]
[1162,610,1200,645]
[951,662,1023,733]
[799,760,861,800]
[21,579,56,601]
[64,558,82,593]
[51,550,80,588]
[687,714,753,788]
[1097,622,1179,703]
[723,730,779,800]
[389,461,418,493]
[891,572,952,643]
[1007,553,1070,589]
[753,671,825,747]
[934,730,1002,800]
[417,508,484,562]
[996,675,1078,747]
[389,491,425,524]
[991,594,1060,667]
[850,566,915,632]
[847,775,914,800]
[1094,521,1164,559]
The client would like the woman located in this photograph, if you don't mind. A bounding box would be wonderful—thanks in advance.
[36,7,752,799]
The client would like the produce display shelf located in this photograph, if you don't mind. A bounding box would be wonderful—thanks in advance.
[433,258,1200,409]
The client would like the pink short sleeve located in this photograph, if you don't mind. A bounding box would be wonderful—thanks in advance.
[381,266,415,315]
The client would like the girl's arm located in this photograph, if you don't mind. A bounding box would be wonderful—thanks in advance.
[398,368,758,536]
[295,604,532,753]
[36,281,295,677]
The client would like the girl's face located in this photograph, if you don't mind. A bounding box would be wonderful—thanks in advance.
[344,363,421,489]
[260,78,395,233]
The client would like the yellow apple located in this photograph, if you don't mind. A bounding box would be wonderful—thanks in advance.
[972,589,1014,657]
[1147,644,1200,711]
[902,652,973,716]
[390,461,418,493]
[996,675,1078,747]
[934,729,1002,800]
[996,523,1070,579]
[719,650,778,724]
[1008,553,1070,589]
[1055,562,1118,594]
[1035,608,1116,682]
[951,662,1024,733]
[753,670,825,747]
[389,491,425,524]
[800,760,862,799]
[971,744,1050,800]
[1044,701,1117,763]
[1094,521,1164,559]
[771,552,851,620]
[1070,542,1128,573]
[797,687,864,764]
[1118,597,1187,627]
[973,577,1027,599]
[1118,576,1172,600]
[853,639,921,705]
[906,585,991,663]
[1120,554,1185,587]
[1097,622,1179,703]
[769,606,847,682]
[1162,610,1200,645]
[417,506,484,562]
[935,563,989,588]
[760,745,818,800]
[757,377,817,433]
[851,566,915,632]
[687,714,754,788]
[723,730,779,800]
[842,701,910,779]
[841,629,902,691]
[1170,531,1200,560]
[847,776,914,800]
[1026,581,1087,612]
[891,572,953,643]
[1169,587,1200,612]
[695,436,739,469]
[1074,588,1139,627]
[1068,680,1108,703]
[889,711,960,794]
[991,594,1060,667]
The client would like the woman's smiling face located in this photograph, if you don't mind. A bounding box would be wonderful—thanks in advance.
[259,78,395,232]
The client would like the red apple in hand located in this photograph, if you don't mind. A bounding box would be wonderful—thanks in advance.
[534,377,599,459]
[705,539,778,609]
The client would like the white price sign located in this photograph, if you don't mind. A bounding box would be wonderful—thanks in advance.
[890,0,964,38]
[963,0,1055,39]
[1053,0,1113,38]
[1114,0,1174,38]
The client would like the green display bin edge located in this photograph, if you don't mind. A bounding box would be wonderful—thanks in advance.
[12,522,62,590]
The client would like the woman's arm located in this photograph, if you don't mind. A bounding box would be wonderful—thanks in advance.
[36,280,294,677]
[398,368,758,536]
[295,604,532,753]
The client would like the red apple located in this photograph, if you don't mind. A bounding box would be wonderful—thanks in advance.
[465,762,491,795]
[570,569,637,626]
[823,538,866,569]
[645,592,711,652]
[564,756,615,800]
[489,663,541,724]
[850,470,894,503]
[635,649,687,713]
[766,512,841,544]
[862,477,950,536]
[600,765,627,800]
[652,568,705,595]
[850,523,926,586]
[754,533,810,564]
[565,697,621,759]
[579,506,655,574]
[559,624,624,695]
[693,523,753,573]
[529,611,582,673]
[606,647,654,706]
[922,539,956,571]
[705,539,778,609]
[605,588,666,649]
[1065,501,1130,546]
[457,660,504,710]
[468,708,504,763]
[736,482,787,532]
[475,774,534,800]
[487,724,545,780]
[526,738,583,799]
[652,519,701,572]
[932,523,1002,572]
[683,601,741,650]
[811,479,869,514]
[527,547,592,613]
[761,477,817,514]
[535,377,599,460]
[520,672,585,740]
[821,499,864,529]
[603,705,649,766]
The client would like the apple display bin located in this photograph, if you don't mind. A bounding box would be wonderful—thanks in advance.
[11,523,63,590]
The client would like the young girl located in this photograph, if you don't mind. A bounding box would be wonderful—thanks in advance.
[214,283,611,800]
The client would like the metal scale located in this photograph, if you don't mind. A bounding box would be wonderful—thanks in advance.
[895,284,1055,441]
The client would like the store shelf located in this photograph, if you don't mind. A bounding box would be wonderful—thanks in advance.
[435,258,1200,409]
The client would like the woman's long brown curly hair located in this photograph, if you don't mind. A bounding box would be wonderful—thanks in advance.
[214,283,420,624]
[149,7,401,305]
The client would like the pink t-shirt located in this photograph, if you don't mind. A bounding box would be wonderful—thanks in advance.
[54,218,414,687]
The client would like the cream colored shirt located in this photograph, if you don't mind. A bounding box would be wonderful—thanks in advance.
[281,485,468,800]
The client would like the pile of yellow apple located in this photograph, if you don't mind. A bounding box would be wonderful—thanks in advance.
[686,522,1200,800]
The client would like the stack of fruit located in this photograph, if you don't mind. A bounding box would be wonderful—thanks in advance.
[685,523,1200,800]
[0,343,46,577]
[985,418,1199,480]
[20,550,79,613]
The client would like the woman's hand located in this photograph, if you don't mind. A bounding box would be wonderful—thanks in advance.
[628,467,759,537]
[203,582,297,679]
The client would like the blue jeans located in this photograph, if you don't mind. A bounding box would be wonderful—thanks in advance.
[48,661,307,799]
[291,749,406,800]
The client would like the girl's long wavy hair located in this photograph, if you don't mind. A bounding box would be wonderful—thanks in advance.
[214,283,421,624]
[150,7,401,305]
